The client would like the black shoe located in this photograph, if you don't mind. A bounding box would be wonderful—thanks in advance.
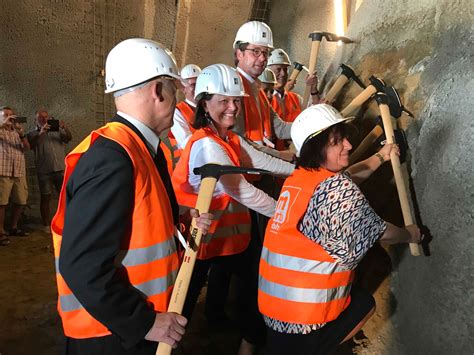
[9,228,29,237]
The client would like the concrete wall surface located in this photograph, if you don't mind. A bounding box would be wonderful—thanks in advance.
[173,0,253,69]
[0,0,177,218]
[268,0,473,353]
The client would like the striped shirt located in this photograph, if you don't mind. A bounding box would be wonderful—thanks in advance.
[0,128,26,177]
[264,171,386,334]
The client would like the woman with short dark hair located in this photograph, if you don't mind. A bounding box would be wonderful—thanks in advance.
[258,104,422,354]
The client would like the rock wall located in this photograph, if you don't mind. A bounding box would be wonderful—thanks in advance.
[268,0,473,353]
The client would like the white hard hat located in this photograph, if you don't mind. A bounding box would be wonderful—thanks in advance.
[194,64,247,99]
[258,68,277,84]
[291,104,349,156]
[267,48,291,66]
[180,64,202,80]
[104,38,180,94]
[233,21,274,49]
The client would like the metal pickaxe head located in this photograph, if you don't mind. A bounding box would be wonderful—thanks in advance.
[293,62,304,72]
[340,64,366,89]
[369,76,386,92]
[384,86,414,118]
[193,164,270,179]
[309,31,355,44]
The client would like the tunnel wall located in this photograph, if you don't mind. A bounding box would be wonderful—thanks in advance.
[0,0,177,219]
[267,0,473,353]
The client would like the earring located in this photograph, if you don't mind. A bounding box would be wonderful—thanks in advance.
[205,112,210,120]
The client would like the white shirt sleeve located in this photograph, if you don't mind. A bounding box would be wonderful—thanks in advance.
[239,136,294,176]
[271,108,292,139]
[188,137,277,217]
[170,108,193,149]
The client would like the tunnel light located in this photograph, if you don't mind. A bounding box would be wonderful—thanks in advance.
[334,0,347,45]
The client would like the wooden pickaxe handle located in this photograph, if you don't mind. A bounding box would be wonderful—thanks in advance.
[285,62,304,91]
[377,96,421,256]
[340,85,377,117]
[341,76,385,117]
[302,40,321,107]
[349,125,384,164]
[325,75,350,103]
[156,176,217,355]
[325,64,365,104]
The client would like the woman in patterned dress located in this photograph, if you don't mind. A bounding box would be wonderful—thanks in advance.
[258,104,422,355]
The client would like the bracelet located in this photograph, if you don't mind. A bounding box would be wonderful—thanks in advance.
[311,91,320,96]
[375,152,385,164]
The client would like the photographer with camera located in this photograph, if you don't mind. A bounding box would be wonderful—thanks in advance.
[27,109,72,233]
[0,106,30,245]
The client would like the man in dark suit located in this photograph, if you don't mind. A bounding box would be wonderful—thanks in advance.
[51,38,212,355]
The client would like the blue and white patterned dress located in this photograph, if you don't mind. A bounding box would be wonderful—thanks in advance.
[263,171,386,334]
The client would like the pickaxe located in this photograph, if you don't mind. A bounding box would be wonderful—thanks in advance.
[156,164,270,355]
[375,93,421,256]
[324,64,366,104]
[302,31,355,107]
[340,75,386,117]
[349,123,384,164]
[350,116,409,165]
[284,62,304,91]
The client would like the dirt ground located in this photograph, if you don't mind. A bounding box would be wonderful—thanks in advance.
[0,228,393,355]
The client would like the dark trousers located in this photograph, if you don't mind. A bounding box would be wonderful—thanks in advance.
[182,246,265,344]
[64,335,157,355]
[265,288,375,355]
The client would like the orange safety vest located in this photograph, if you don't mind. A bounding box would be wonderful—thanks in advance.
[258,168,354,325]
[271,91,302,123]
[51,122,180,339]
[172,127,251,260]
[240,73,273,145]
[272,91,302,151]
[168,101,196,168]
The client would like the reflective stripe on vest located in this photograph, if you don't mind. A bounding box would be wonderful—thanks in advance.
[59,268,178,312]
[172,127,251,259]
[259,276,351,304]
[51,122,180,338]
[261,246,345,275]
[169,101,196,167]
[258,168,354,325]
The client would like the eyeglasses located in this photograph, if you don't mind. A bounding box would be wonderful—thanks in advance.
[244,48,271,59]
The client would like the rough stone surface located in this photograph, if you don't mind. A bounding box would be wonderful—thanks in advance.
[268,0,473,353]
[173,0,253,68]
[0,0,177,218]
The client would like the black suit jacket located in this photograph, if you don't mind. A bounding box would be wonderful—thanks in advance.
[59,115,178,349]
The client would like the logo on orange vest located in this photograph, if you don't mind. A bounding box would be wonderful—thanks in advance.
[271,186,301,232]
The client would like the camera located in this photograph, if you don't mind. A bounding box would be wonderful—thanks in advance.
[47,118,60,132]
[15,116,27,124]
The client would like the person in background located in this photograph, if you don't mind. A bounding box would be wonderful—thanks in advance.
[233,21,292,149]
[51,38,212,355]
[267,48,321,122]
[168,63,202,168]
[258,68,277,102]
[172,64,294,355]
[27,109,72,233]
[0,106,30,245]
[258,104,422,354]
